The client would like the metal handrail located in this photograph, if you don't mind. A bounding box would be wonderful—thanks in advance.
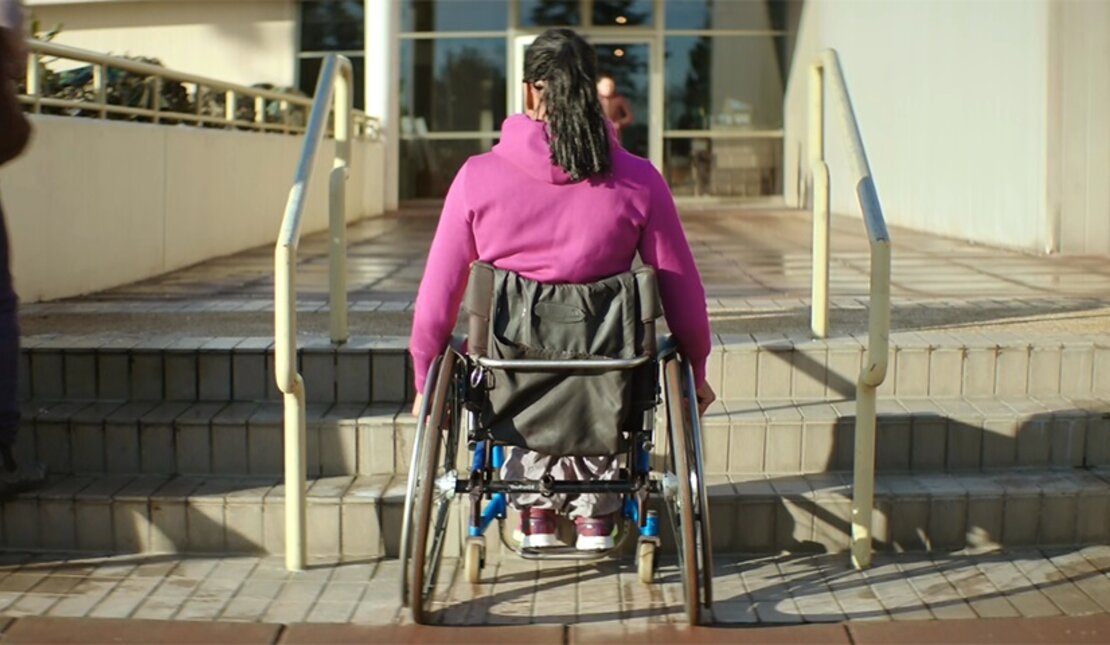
[20,39,379,138]
[808,49,892,570]
[274,54,354,572]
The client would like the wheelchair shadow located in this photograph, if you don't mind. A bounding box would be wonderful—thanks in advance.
[431,392,1109,624]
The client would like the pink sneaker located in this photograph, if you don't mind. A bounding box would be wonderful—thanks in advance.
[575,515,617,550]
[515,508,558,549]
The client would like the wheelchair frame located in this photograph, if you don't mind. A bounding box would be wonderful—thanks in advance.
[400,337,714,625]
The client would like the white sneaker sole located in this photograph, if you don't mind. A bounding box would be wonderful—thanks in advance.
[575,535,615,551]
[514,531,559,549]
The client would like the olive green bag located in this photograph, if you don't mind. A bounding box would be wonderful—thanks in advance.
[464,262,660,457]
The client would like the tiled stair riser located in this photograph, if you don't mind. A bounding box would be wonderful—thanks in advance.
[1,470,1106,559]
[16,395,1110,477]
[20,335,1110,405]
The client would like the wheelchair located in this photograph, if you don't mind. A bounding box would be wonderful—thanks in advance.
[400,263,714,625]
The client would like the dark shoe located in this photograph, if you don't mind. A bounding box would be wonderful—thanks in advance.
[513,507,558,549]
[0,461,46,500]
[575,515,617,550]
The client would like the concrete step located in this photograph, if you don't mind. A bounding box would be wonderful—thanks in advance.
[21,331,1110,406]
[18,400,415,479]
[21,335,413,406]
[16,395,1109,479]
[2,469,1107,558]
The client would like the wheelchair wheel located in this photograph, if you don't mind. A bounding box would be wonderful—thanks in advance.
[662,358,714,624]
[403,350,460,624]
[681,360,716,611]
[465,538,484,584]
[663,359,700,624]
[637,540,657,584]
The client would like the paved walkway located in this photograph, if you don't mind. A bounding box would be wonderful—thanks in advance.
[21,205,1110,337]
[0,548,1106,627]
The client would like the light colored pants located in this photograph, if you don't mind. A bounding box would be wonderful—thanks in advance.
[501,446,622,519]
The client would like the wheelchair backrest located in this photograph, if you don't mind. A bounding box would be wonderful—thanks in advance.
[462,262,661,456]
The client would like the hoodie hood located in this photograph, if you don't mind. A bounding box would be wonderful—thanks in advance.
[491,114,619,185]
[492,114,572,185]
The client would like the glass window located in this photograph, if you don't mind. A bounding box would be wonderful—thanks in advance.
[519,0,580,26]
[400,39,507,132]
[300,0,364,52]
[665,0,792,31]
[298,56,366,110]
[595,43,650,159]
[664,137,782,198]
[592,0,653,27]
[401,0,508,32]
[401,138,498,199]
[664,36,786,131]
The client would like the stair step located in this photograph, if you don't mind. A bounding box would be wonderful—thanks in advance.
[21,332,1110,406]
[17,395,1109,478]
[3,469,1107,558]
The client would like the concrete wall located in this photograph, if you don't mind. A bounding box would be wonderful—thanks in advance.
[25,0,297,88]
[1048,0,1110,255]
[0,115,384,302]
[784,0,1051,252]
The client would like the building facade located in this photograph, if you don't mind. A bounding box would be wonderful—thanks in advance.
[23,0,1110,255]
[28,0,798,206]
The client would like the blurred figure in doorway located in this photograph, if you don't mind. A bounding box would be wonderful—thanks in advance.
[596,74,633,144]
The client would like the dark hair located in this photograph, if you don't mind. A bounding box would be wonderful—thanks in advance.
[523,28,611,181]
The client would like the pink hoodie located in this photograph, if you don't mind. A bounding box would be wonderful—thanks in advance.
[410,114,711,393]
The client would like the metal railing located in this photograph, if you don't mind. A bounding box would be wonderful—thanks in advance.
[808,49,892,570]
[274,54,355,572]
[19,39,379,138]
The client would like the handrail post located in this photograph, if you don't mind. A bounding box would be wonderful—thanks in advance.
[93,64,107,119]
[225,90,236,130]
[809,62,830,339]
[274,238,306,571]
[329,60,352,344]
[851,238,890,570]
[255,96,265,131]
[25,51,41,114]
[810,49,892,572]
[152,77,162,124]
[274,55,348,572]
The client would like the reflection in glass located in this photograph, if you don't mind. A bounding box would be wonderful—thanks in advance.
[664,0,792,31]
[519,0,580,26]
[595,43,649,159]
[592,0,653,27]
[400,39,507,132]
[401,138,498,199]
[665,138,781,197]
[401,0,508,32]
[665,36,785,131]
[300,0,364,51]
[298,56,366,110]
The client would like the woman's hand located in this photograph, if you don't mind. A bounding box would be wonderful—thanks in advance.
[695,382,716,418]
[411,392,423,418]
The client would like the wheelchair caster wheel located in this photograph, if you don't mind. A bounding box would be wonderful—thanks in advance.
[637,540,657,584]
[465,539,484,584]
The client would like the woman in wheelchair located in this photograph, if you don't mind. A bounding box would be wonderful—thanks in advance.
[406,27,715,622]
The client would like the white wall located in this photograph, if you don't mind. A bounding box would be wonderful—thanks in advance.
[1048,0,1110,255]
[25,0,297,88]
[0,115,384,302]
[784,0,1051,252]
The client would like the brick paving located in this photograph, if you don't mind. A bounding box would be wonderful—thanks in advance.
[0,548,1105,627]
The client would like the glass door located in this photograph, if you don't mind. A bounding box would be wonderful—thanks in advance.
[511,33,662,169]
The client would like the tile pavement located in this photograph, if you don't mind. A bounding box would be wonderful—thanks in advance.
[21,207,1110,339]
[0,547,1105,627]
